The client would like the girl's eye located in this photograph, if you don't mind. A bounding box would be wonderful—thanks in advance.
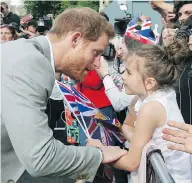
[119,68,125,74]
[120,70,125,74]
[186,11,192,15]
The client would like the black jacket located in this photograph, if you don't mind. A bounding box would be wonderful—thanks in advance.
[3,12,20,25]
[176,60,192,124]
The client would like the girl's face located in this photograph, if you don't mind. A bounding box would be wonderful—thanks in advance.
[121,55,156,98]
[0,27,14,42]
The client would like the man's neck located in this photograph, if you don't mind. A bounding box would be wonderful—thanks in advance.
[46,34,62,72]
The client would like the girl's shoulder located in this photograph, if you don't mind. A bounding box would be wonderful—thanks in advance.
[135,89,175,112]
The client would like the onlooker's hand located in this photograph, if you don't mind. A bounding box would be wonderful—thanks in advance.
[162,28,177,46]
[149,0,174,26]
[150,1,160,10]
[150,0,173,12]
[96,56,109,78]
[166,11,176,22]
[86,138,104,148]
[162,121,192,154]
[100,146,127,164]
[164,11,177,28]
[19,27,37,38]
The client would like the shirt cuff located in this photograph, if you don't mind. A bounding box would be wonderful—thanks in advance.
[103,75,117,90]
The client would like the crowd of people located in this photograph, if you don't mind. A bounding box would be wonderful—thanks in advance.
[0,2,53,43]
[1,0,192,183]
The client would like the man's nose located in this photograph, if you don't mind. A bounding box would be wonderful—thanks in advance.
[179,14,187,23]
[1,33,5,38]
[93,56,101,69]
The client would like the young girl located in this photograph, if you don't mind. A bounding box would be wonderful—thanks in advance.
[87,40,192,182]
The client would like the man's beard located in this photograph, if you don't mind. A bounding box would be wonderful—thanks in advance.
[62,51,87,82]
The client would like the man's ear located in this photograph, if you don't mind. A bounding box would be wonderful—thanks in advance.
[144,77,157,91]
[71,32,82,48]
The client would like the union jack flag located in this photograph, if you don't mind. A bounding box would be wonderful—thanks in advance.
[125,14,156,45]
[128,19,152,32]
[103,118,122,128]
[57,81,109,120]
[82,117,124,145]
[87,118,115,146]
[101,120,126,144]
[70,85,109,120]
[57,81,125,144]
[57,81,80,115]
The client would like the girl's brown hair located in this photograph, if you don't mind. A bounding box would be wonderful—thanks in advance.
[132,39,192,88]
[124,35,143,51]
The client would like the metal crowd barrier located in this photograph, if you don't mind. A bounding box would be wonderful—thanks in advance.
[149,152,175,183]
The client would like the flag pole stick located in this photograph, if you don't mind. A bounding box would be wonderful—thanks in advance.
[69,82,91,138]
[56,81,89,138]
[79,112,91,138]
[64,97,90,138]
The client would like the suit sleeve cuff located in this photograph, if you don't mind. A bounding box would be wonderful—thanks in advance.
[97,148,103,164]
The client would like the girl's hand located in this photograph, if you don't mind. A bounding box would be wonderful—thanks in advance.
[86,138,104,148]
[96,57,109,78]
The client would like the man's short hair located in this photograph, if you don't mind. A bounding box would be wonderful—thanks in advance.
[100,12,109,22]
[49,7,115,41]
[1,2,8,9]
[174,0,192,14]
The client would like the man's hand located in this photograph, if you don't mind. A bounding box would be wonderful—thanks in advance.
[96,57,109,78]
[100,146,127,164]
[86,138,127,164]
[162,121,192,154]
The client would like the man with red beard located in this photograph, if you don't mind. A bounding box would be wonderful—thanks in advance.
[1,7,127,183]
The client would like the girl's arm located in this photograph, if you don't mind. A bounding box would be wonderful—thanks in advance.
[97,58,134,111]
[121,96,138,142]
[112,101,166,172]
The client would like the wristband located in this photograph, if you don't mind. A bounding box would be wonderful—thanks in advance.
[102,74,110,80]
